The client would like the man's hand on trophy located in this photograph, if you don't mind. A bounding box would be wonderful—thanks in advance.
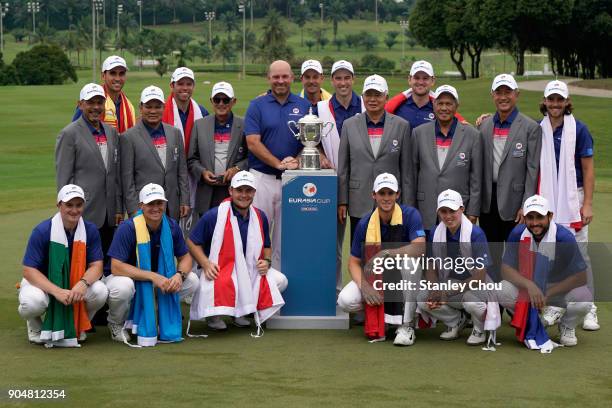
[281,156,299,170]
[320,154,332,169]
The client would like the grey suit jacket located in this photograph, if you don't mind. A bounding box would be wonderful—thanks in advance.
[337,112,412,219]
[410,121,483,229]
[55,116,122,228]
[479,111,542,221]
[120,121,190,219]
[187,115,248,214]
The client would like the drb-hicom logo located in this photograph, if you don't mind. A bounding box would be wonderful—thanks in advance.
[303,183,317,197]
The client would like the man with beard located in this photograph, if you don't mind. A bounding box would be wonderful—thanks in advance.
[120,86,190,221]
[498,195,591,347]
[337,173,426,345]
[537,80,599,331]
[73,56,136,132]
[244,60,311,269]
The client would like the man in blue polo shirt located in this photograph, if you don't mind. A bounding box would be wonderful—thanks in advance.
[498,195,591,347]
[187,171,287,331]
[19,185,108,344]
[338,173,426,346]
[244,60,311,269]
[538,80,599,331]
[417,189,493,346]
[105,183,198,343]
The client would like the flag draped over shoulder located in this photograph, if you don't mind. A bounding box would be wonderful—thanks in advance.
[162,94,203,155]
[41,212,89,347]
[363,204,404,340]
[103,86,135,132]
[189,200,284,333]
[124,211,182,347]
[510,222,561,353]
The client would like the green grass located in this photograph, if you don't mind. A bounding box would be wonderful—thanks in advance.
[573,79,612,91]
[1,58,612,406]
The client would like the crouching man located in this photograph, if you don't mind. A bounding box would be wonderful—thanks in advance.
[19,184,108,346]
[106,183,198,346]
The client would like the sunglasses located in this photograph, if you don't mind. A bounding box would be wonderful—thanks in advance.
[213,97,232,105]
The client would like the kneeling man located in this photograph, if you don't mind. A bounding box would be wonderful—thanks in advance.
[188,171,286,334]
[417,189,498,346]
[107,183,198,346]
[338,173,426,346]
[499,195,591,349]
[19,184,108,346]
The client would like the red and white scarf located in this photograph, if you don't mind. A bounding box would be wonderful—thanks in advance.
[162,94,204,155]
[189,201,284,330]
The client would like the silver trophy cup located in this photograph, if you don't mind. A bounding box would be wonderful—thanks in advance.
[288,107,334,170]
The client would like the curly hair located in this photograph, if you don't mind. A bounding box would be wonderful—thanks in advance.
[539,99,574,116]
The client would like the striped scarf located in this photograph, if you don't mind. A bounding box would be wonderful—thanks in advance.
[103,86,135,132]
[510,222,561,353]
[41,212,89,347]
[124,211,182,347]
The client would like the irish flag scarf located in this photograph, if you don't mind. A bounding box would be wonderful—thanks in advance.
[103,85,135,132]
[189,200,284,336]
[41,213,89,347]
[363,204,403,340]
[510,223,561,353]
[162,94,204,155]
[124,211,182,347]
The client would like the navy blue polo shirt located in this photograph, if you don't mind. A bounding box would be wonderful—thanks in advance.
[331,92,362,137]
[427,224,492,280]
[144,122,166,139]
[435,118,458,145]
[394,95,435,128]
[23,219,103,277]
[73,98,121,125]
[548,118,594,188]
[502,224,586,284]
[83,118,107,143]
[244,91,310,176]
[108,217,187,275]
[177,103,209,130]
[351,205,426,259]
[493,108,519,133]
[189,205,271,259]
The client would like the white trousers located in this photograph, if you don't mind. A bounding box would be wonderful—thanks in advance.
[417,288,487,331]
[18,278,108,321]
[497,280,591,329]
[569,187,594,295]
[251,170,283,270]
[337,265,422,325]
[104,272,199,325]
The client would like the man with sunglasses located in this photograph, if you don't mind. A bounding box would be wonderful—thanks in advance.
[188,82,248,218]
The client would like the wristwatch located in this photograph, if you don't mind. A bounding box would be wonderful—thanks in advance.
[79,278,91,288]
[177,270,187,281]
[264,258,272,267]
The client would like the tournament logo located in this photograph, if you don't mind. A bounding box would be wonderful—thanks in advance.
[459,152,466,160]
[303,183,317,197]
[292,107,300,114]
[516,142,523,149]
[392,140,398,146]
[428,113,435,120]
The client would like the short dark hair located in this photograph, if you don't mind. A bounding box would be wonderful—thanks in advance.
[539,99,574,116]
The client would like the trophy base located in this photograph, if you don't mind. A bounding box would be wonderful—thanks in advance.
[298,149,320,170]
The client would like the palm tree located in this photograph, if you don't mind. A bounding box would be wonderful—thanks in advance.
[293,5,310,46]
[219,11,239,40]
[215,39,235,70]
[326,0,348,42]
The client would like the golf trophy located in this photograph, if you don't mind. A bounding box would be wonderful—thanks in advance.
[288,108,334,170]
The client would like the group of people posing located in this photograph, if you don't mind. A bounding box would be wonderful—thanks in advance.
[18,54,599,352]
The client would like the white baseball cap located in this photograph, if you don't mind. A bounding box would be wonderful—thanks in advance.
[102,55,128,72]
[140,85,165,104]
[544,80,569,99]
[57,184,85,203]
[523,195,550,216]
[434,84,459,101]
[362,74,388,94]
[231,171,256,189]
[211,81,235,98]
[373,173,398,193]
[437,189,463,211]
[492,74,518,91]
[331,60,354,76]
[171,67,195,83]
[301,59,323,76]
[139,183,168,204]
[79,83,106,101]
[410,60,434,77]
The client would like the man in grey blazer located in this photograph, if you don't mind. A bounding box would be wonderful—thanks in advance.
[338,75,412,241]
[410,85,482,232]
[56,83,122,271]
[188,81,248,216]
[120,85,190,221]
[478,74,542,279]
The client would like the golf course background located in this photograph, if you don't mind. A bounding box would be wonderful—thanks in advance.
[1,69,612,406]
